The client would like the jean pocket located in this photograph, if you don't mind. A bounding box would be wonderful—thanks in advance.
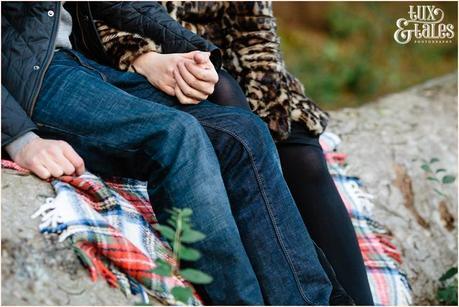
[59,49,107,81]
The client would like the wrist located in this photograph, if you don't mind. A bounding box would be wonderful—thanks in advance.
[132,51,160,76]
[5,131,40,161]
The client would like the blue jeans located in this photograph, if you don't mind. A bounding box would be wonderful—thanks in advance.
[32,49,332,305]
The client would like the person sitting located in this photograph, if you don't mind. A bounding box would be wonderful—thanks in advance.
[94,1,374,305]
[1,1,352,305]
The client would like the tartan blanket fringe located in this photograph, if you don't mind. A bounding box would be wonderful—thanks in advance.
[29,173,201,306]
[320,133,412,305]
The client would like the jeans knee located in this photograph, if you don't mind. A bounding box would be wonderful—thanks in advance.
[172,112,203,137]
[142,110,209,160]
[231,110,275,151]
[208,109,280,171]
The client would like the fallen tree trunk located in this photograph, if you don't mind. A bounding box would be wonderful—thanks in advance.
[327,74,458,305]
[2,74,457,305]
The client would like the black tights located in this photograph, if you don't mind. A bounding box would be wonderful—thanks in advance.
[209,70,374,305]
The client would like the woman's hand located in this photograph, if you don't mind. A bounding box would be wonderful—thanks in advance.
[10,137,85,180]
[174,51,219,104]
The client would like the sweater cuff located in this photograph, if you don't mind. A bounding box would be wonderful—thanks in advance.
[4,131,39,160]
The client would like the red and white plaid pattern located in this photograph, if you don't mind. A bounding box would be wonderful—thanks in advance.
[3,131,412,305]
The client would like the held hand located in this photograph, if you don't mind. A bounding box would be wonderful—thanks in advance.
[132,52,182,96]
[132,51,219,104]
[174,51,219,104]
[11,137,85,180]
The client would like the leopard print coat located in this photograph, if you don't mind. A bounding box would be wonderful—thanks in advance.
[95,1,329,141]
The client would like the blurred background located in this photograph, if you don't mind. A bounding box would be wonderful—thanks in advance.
[273,1,457,109]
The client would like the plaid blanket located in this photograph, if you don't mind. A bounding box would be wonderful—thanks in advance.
[2,160,200,305]
[319,133,412,305]
[2,131,412,305]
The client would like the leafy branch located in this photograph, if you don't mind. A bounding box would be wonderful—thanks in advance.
[420,158,456,199]
[437,267,458,305]
[151,208,212,304]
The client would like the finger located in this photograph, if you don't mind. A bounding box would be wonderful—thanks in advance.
[61,143,85,176]
[174,68,208,101]
[184,60,218,84]
[181,50,202,60]
[175,84,199,105]
[193,52,210,65]
[52,153,76,175]
[162,85,176,96]
[41,155,65,178]
[32,163,51,179]
[178,62,214,95]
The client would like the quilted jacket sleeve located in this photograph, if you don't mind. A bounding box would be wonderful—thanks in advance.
[94,20,162,72]
[222,1,329,138]
[1,85,37,147]
[90,1,222,69]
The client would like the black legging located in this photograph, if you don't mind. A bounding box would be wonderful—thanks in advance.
[209,70,374,305]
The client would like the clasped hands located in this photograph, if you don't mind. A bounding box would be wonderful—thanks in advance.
[132,50,218,104]
[9,50,218,180]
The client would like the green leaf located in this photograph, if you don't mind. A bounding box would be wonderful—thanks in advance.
[427,176,440,182]
[154,225,175,240]
[181,208,193,217]
[421,164,432,173]
[437,288,448,302]
[151,258,172,276]
[434,188,446,197]
[181,222,191,232]
[165,208,175,215]
[181,229,206,243]
[435,168,447,174]
[167,218,176,227]
[171,286,194,304]
[179,268,213,284]
[439,267,458,281]
[437,285,458,305]
[442,175,456,184]
[178,246,202,261]
[430,158,440,164]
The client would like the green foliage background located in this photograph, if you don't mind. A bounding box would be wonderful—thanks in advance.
[273,2,457,110]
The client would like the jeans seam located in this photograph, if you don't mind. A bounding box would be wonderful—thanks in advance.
[200,121,315,305]
[35,122,139,153]
[59,49,108,81]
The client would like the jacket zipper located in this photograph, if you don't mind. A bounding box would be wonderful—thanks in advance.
[28,3,60,117]
[72,2,107,81]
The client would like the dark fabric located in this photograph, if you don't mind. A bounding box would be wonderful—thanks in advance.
[66,1,221,69]
[276,144,375,305]
[209,70,372,305]
[1,2,60,145]
[209,72,320,147]
[209,70,251,109]
[1,86,38,146]
[277,122,322,146]
[1,1,221,147]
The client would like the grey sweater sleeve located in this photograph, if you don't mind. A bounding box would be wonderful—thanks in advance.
[4,131,39,159]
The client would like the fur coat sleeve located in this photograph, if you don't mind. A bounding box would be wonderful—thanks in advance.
[94,1,329,140]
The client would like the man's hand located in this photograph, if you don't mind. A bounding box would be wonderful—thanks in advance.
[132,52,186,96]
[11,137,85,180]
[174,51,219,104]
